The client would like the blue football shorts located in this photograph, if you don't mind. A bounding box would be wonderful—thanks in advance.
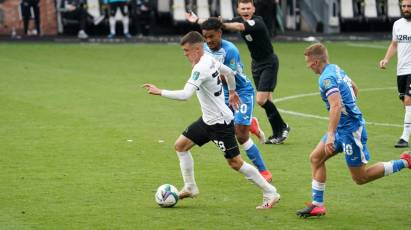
[226,91,255,126]
[321,125,370,167]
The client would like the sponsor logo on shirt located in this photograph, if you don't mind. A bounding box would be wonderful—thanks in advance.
[245,34,253,42]
[396,34,411,42]
[192,71,200,80]
[246,20,255,26]
[323,79,332,89]
[229,59,236,69]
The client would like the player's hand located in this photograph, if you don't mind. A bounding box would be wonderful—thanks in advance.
[142,83,162,95]
[228,90,240,110]
[379,59,388,69]
[185,11,198,23]
[325,133,335,155]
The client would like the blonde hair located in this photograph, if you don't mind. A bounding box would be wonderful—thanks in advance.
[304,43,329,63]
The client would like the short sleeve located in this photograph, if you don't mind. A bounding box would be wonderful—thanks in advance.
[224,46,240,71]
[320,76,339,98]
[243,16,265,34]
[392,20,398,41]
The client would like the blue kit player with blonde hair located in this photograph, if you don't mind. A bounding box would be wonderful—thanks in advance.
[297,42,411,218]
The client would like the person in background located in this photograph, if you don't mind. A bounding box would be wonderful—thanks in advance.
[379,0,411,148]
[105,0,131,38]
[222,0,290,144]
[61,0,89,39]
[21,0,41,36]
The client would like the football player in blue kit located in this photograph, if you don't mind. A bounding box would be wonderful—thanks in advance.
[297,43,411,218]
[199,17,273,182]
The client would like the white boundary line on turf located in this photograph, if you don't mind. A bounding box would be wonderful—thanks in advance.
[273,87,402,128]
[344,42,387,49]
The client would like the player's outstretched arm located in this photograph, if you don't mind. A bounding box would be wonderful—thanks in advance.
[143,83,162,95]
[223,22,245,32]
[143,82,197,101]
[185,11,206,25]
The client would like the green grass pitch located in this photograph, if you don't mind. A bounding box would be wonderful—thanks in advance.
[0,41,410,229]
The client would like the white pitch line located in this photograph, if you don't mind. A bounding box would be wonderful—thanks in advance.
[274,87,401,128]
[345,42,388,49]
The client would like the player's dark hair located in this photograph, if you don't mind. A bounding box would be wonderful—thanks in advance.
[201,17,223,31]
[180,31,205,45]
[238,0,254,5]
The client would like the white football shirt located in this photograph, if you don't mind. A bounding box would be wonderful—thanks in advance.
[187,54,234,125]
[392,18,411,75]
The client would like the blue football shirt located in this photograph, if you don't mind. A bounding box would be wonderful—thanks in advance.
[319,64,364,132]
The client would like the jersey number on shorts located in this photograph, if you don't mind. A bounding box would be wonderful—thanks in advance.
[213,140,226,152]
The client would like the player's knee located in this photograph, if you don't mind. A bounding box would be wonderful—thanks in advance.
[228,161,241,170]
[309,153,321,166]
[174,141,187,152]
[227,157,243,170]
[404,95,411,105]
[236,134,248,145]
[256,98,267,106]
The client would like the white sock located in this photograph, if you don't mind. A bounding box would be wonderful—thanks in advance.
[122,16,129,34]
[242,138,254,151]
[238,162,276,194]
[109,17,116,35]
[383,162,394,176]
[177,151,196,187]
[401,106,411,142]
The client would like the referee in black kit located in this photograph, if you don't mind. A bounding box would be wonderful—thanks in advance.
[223,0,290,144]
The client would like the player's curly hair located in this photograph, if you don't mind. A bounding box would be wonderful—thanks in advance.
[201,17,223,31]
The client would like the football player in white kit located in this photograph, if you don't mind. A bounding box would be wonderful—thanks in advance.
[143,31,280,209]
[380,0,411,148]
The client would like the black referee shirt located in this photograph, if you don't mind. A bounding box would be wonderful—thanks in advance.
[228,16,274,62]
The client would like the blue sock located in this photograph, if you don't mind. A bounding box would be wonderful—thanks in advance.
[312,180,325,206]
[383,160,407,176]
[393,160,406,172]
[242,139,267,171]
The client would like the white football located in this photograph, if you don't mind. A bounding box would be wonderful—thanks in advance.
[154,184,179,208]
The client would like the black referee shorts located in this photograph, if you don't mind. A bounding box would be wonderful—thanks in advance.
[182,117,240,159]
[251,54,279,92]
